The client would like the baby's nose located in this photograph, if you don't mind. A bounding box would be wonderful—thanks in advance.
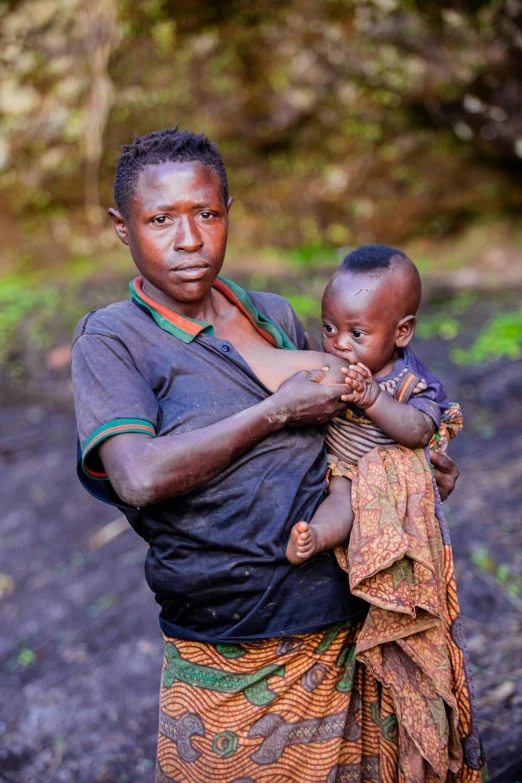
[334,336,352,352]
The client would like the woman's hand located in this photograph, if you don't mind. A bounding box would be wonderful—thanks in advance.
[430,450,460,500]
[270,368,348,427]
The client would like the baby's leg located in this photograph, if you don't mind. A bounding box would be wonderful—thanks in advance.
[286,476,354,564]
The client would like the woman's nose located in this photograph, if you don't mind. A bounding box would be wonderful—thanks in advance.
[174,217,203,252]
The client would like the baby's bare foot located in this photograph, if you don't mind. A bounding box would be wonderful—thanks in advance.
[286,521,321,565]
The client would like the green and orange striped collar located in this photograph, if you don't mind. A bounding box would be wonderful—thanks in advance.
[129,276,295,350]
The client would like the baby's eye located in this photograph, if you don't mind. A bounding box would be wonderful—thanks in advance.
[323,324,335,334]
[351,329,363,339]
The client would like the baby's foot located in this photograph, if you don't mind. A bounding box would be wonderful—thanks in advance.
[286,521,321,565]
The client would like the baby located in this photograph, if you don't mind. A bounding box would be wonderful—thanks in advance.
[238,244,453,564]
[234,244,468,776]
[287,243,453,564]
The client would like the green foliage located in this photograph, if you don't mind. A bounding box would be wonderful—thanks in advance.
[288,245,338,268]
[17,646,36,668]
[416,316,460,341]
[416,291,478,341]
[451,309,522,364]
[0,278,60,368]
[88,593,119,618]
[471,546,521,598]
[2,0,521,264]
[285,294,321,320]
[0,268,130,377]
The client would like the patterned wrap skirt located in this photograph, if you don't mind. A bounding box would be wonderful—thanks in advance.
[156,619,485,782]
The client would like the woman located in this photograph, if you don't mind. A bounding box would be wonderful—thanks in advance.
[72,128,479,782]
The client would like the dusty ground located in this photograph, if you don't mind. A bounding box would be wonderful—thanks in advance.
[1,289,522,783]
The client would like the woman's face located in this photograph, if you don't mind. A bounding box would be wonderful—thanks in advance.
[111,160,231,306]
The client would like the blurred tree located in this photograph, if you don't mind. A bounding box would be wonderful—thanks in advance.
[0,0,521,263]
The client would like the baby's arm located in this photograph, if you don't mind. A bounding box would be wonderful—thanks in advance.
[286,476,354,564]
[342,363,436,448]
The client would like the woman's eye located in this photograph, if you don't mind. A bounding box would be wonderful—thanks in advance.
[152,216,168,225]
[200,211,214,219]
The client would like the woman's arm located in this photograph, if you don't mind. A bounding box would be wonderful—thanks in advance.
[99,368,349,507]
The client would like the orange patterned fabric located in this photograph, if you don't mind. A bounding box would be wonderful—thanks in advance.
[429,403,463,455]
[334,444,486,782]
[157,620,435,783]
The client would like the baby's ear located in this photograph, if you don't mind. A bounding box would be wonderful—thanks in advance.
[395,315,416,347]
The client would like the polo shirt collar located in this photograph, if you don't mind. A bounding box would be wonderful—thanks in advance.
[130,276,295,349]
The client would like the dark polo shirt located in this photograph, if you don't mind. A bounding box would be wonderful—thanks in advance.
[72,276,367,642]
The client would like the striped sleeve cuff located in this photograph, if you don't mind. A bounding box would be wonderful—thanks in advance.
[81,418,156,480]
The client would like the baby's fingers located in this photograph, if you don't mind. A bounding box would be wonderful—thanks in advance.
[343,375,364,392]
[355,362,372,378]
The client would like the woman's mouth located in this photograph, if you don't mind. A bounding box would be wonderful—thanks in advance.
[171,263,209,280]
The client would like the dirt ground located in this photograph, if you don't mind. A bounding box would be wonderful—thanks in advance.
[1,291,522,783]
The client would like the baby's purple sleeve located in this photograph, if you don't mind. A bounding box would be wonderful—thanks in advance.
[405,348,450,427]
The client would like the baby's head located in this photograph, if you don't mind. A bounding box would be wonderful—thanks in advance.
[321,244,421,376]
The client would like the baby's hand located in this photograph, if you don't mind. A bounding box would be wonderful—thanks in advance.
[341,363,380,410]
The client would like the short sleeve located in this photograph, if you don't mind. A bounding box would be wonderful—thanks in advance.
[408,376,449,428]
[72,331,159,480]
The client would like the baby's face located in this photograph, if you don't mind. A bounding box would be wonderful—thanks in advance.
[321,271,406,376]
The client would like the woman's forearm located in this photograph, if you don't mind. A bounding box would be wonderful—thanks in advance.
[100,396,284,506]
[99,368,350,507]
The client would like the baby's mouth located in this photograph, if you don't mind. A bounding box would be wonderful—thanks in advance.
[331,348,356,363]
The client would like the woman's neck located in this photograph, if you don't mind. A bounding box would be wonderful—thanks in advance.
[141,276,222,324]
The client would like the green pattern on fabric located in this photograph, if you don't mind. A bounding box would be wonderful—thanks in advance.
[381,714,399,742]
[314,621,352,654]
[163,643,285,706]
[216,643,248,659]
[335,643,357,693]
[212,731,239,758]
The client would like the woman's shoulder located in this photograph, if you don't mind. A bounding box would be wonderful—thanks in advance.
[73,299,143,345]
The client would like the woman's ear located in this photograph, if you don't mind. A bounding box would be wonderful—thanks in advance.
[396,314,416,347]
[108,208,130,245]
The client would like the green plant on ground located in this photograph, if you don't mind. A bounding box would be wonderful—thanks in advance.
[416,290,479,342]
[416,316,460,341]
[471,546,521,599]
[451,309,522,365]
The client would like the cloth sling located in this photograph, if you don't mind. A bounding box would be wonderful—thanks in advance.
[328,377,485,781]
